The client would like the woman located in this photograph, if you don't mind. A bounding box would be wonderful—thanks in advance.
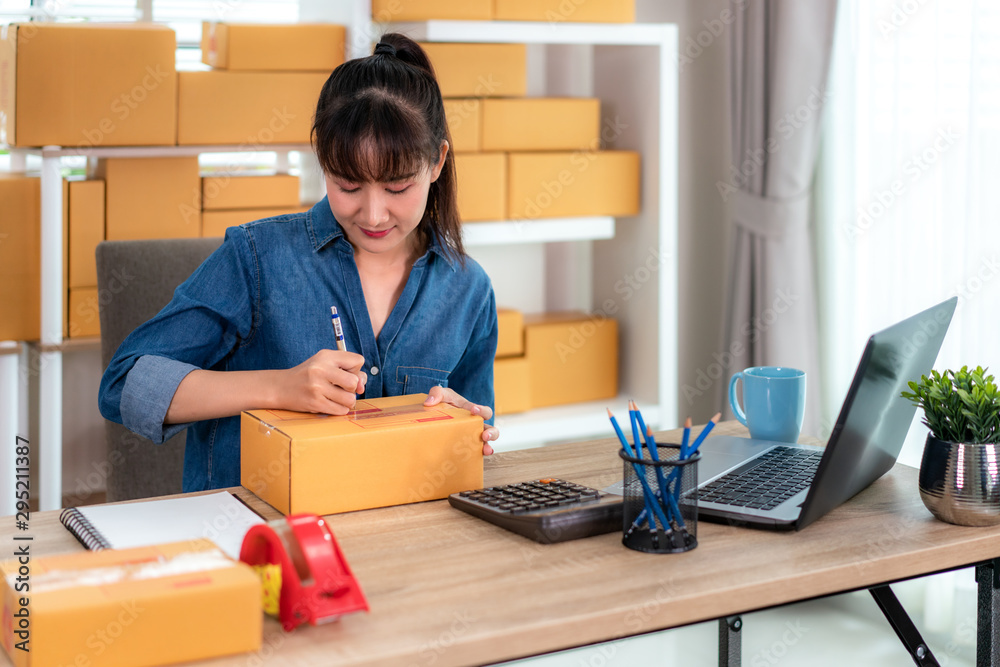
[99,33,499,492]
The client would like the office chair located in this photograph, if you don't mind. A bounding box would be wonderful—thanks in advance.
[96,238,222,501]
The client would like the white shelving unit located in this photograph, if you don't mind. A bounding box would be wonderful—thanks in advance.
[3,5,678,506]
[373,17,680,451]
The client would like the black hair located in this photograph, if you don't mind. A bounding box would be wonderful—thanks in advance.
[311,33,464,260]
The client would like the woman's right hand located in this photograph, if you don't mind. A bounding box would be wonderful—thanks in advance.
[273,349,368,415]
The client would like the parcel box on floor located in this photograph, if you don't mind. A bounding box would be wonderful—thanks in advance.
[0,540,261,667]
[524,312,618,408]
[242,394,484,515]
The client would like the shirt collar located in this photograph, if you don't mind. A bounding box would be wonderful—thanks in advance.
[306,197,458,270]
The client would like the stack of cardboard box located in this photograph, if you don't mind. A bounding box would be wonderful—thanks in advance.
[201,173,308,238]
[494,308,618,415]
[183,23,342,146]
[426,42,641,224]
[0,22,348,339]
[371,0,635,23]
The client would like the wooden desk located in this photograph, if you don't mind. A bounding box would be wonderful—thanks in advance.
[6,421,1000,666]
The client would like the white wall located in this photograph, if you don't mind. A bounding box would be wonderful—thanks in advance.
[51,2,734,501]
[639,0,732,424]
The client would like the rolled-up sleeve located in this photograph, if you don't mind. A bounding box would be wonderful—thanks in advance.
[120,355,199,444]
[98,227,259,443]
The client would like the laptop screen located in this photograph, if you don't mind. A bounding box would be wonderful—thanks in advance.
[795,297,958,530]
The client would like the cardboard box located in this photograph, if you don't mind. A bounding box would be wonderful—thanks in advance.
[202,206,309,238]
[100,157,202,241]
[177,70,328,145]
[494,0,635,23]
[68,287,100,338]
[0,540,261,667]
[0,174,39,341]
[443,98,481,152]
[482,98,601,152]
[494,357,531,415]
[242,394,484,515]
[524,312,618,408]
[508,151,640,220]
[496,307,524,358]
[372,0,492,21]
[201,173,300,211]
[201,22,345,71]
[0,23,176,147]
[420,43,526,97]
[67,180,105,289]
[455,153,506,222]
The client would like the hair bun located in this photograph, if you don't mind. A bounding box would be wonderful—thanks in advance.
[373,42,397,57]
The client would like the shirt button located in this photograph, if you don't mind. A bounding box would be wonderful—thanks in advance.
[371,366,379,376]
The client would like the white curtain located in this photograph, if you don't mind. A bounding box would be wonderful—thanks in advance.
[817,0,1000,654]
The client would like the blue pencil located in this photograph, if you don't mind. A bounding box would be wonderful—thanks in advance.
[632,402,675,517]
[608,409,671,532]
[685,412,721,459]
[628,401,644,461]
[680,417,692,459]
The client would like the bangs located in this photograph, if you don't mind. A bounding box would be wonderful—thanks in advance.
[319,91,433,183]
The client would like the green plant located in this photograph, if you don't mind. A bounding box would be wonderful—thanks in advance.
[901,366,1000,444]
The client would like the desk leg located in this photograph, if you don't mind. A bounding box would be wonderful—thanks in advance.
[869,585,940,666]
[976,560,1000,667]
[718,616,742,667]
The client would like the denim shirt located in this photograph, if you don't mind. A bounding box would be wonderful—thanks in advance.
[98,198,498,492]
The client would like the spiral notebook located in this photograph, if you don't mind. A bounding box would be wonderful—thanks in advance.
[59,491,265,560]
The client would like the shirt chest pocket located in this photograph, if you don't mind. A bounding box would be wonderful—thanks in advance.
[397,366,450,395]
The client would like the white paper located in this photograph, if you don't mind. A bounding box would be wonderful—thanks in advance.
[72,491,265,560]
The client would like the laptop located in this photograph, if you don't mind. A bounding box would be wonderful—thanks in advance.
[691,297,957,530]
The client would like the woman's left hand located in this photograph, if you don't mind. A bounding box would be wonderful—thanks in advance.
[424,386,498,456]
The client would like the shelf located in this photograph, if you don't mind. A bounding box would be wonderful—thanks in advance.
[493,396,663,451]
[5,144,314,159]
[462,216,614,246]
[384,20,675,46]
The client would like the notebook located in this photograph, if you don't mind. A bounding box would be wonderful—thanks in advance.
[692,297,958,530]
[59,491,265,559]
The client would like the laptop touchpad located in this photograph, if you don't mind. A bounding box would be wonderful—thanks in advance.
[697,436,779,482]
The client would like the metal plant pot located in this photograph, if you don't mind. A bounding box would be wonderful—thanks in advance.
[918,434,1000,526]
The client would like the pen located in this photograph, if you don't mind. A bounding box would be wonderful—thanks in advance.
[330,306,347,352]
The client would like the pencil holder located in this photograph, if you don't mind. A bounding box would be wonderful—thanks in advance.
[619,446,700,554]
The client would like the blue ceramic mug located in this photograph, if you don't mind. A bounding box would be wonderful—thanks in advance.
[728,367,806,443]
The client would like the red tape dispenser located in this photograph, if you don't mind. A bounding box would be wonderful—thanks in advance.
[239,514,369,631]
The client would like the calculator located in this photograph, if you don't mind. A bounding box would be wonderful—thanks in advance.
[448,478,623,544]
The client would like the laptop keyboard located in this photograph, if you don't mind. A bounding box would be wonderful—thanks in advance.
[699,446,823,511]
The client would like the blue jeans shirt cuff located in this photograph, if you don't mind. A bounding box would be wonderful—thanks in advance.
[121,355,198,444]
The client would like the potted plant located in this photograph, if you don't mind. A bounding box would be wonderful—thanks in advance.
[901,366,1000,526]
